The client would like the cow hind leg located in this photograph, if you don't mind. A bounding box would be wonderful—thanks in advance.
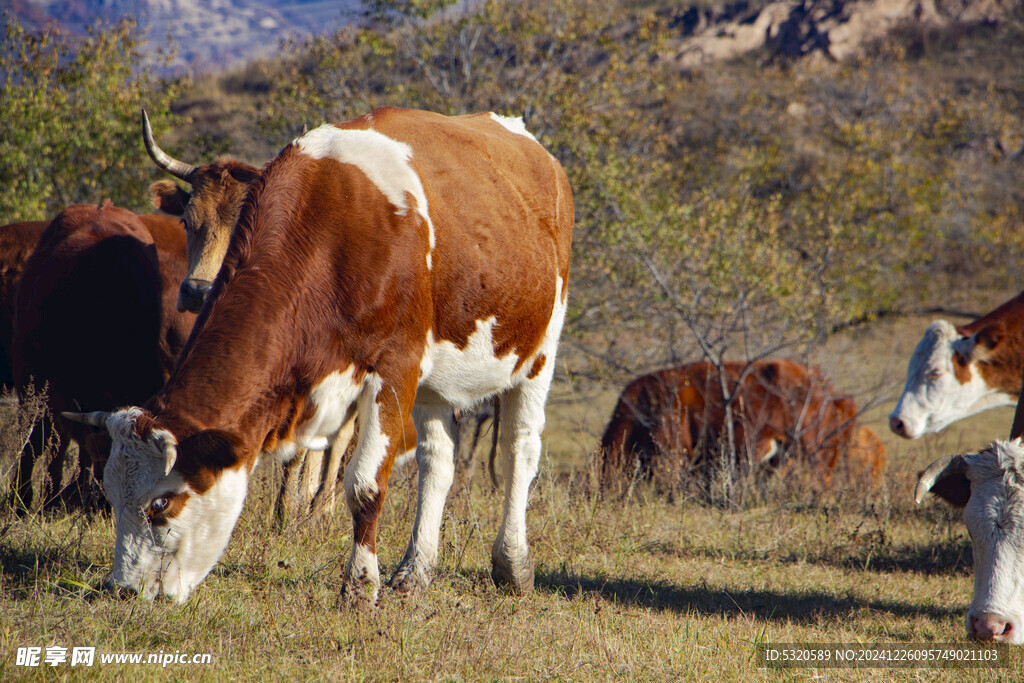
[491,364,554,595]
[389,403,456,596]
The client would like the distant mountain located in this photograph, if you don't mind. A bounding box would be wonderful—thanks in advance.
[10,0,363,71]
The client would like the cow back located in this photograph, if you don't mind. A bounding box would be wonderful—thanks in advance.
[0,220,48,388]
[12,202,195,459]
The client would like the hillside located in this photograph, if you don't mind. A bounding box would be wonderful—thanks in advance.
[10,0,360,70]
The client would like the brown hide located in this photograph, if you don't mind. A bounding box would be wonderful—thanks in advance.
[12,201,195,504]
[149,160,261,312]
[0,220,48,387]
[137,108,574,510]
[954,289,1024,397]
[600,359,881,487]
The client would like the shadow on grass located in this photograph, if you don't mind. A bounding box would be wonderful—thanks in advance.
[0,544,103,597]
[662,537,973,577]
[535,570,962,622]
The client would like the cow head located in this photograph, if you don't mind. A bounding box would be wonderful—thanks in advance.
[917,440,1024,643]
[142,110,260,313]
[64,408,248,602]
[890,320,1014,439]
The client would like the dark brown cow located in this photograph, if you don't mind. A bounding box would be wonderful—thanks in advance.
[600,359,883,488]
[0,220,48,387]
[69,107,573,603]
[13,201,195,507]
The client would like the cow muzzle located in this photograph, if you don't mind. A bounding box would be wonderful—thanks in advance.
[969,611,1016,642]
[177,278,213,313]
[99,572,138,600]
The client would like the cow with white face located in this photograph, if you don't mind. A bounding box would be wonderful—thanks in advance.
[68,107,573,604]
[916,439,1024,643]
[890,291,1024,439]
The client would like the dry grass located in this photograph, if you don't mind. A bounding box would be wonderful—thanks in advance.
[2,312,1023,680]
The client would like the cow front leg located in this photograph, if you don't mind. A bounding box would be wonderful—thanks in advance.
[390,403,456,596]
[341,376,416,607]
[491,365,554,594]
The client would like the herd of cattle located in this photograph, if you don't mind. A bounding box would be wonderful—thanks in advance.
[3,106,1023,644]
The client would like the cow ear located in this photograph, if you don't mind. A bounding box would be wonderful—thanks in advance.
[152,429,178,476]
[150,180,190,216]
[975,323,1003,352]
[915,453,970,507]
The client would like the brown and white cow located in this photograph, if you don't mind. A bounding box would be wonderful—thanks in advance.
[142,109,262,313]
[0,220,48,388]
[916,439,1024,643]
[890,291,1024,439]
[144,111,350,520]
[13,201,196,507]
[68,107,573,603]
[601,359,883,487]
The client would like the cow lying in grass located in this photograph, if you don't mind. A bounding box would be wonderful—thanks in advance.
[600,359,885,490]
[916,439,1024,643]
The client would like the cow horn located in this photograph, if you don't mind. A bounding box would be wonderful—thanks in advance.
[61,411,111,427]
[915,453,968,505]
[142,109,196,181]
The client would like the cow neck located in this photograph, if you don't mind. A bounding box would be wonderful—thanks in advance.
[147,160,337,462]
[958,291,1024,396]
[959,291,1024,337]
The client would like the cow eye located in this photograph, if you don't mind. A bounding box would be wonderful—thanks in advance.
[148,496,170,515]
[927,369,943,381]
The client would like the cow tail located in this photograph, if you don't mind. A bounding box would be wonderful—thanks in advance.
[488,396,502,491]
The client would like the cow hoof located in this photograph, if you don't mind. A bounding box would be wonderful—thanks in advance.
[491,552,534,595]
[339,580,379,610]
[388,563,432,598]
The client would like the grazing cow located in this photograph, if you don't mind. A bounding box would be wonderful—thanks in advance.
[144,112,349,521]
[13,202,196,507]
[600,360,882,487]
[916,439,1024,643]
[890,291,1024,439]
[67,107,573,603]
[0,220,48,387]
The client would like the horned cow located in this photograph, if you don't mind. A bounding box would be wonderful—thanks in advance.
[917,440,1024,643]
[69,107,573,603]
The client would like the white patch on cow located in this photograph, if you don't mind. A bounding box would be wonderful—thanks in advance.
[297,366,362,449]
[489,113,538,141]
[102,407,250,602]
[418,276,565,410]
[890,320,1015,439]
[956,441,1024,643]
[344,542,380,601]
[420,317,519,408]
[759,439,780,463]
[344,373,390,509]
[296,125,435,270]
[160,467,249,603]
[268,440,298,464]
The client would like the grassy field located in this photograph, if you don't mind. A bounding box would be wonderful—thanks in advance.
[2,309,1023,680]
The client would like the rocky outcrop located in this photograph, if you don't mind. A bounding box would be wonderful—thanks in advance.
[668,0,1019,68]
